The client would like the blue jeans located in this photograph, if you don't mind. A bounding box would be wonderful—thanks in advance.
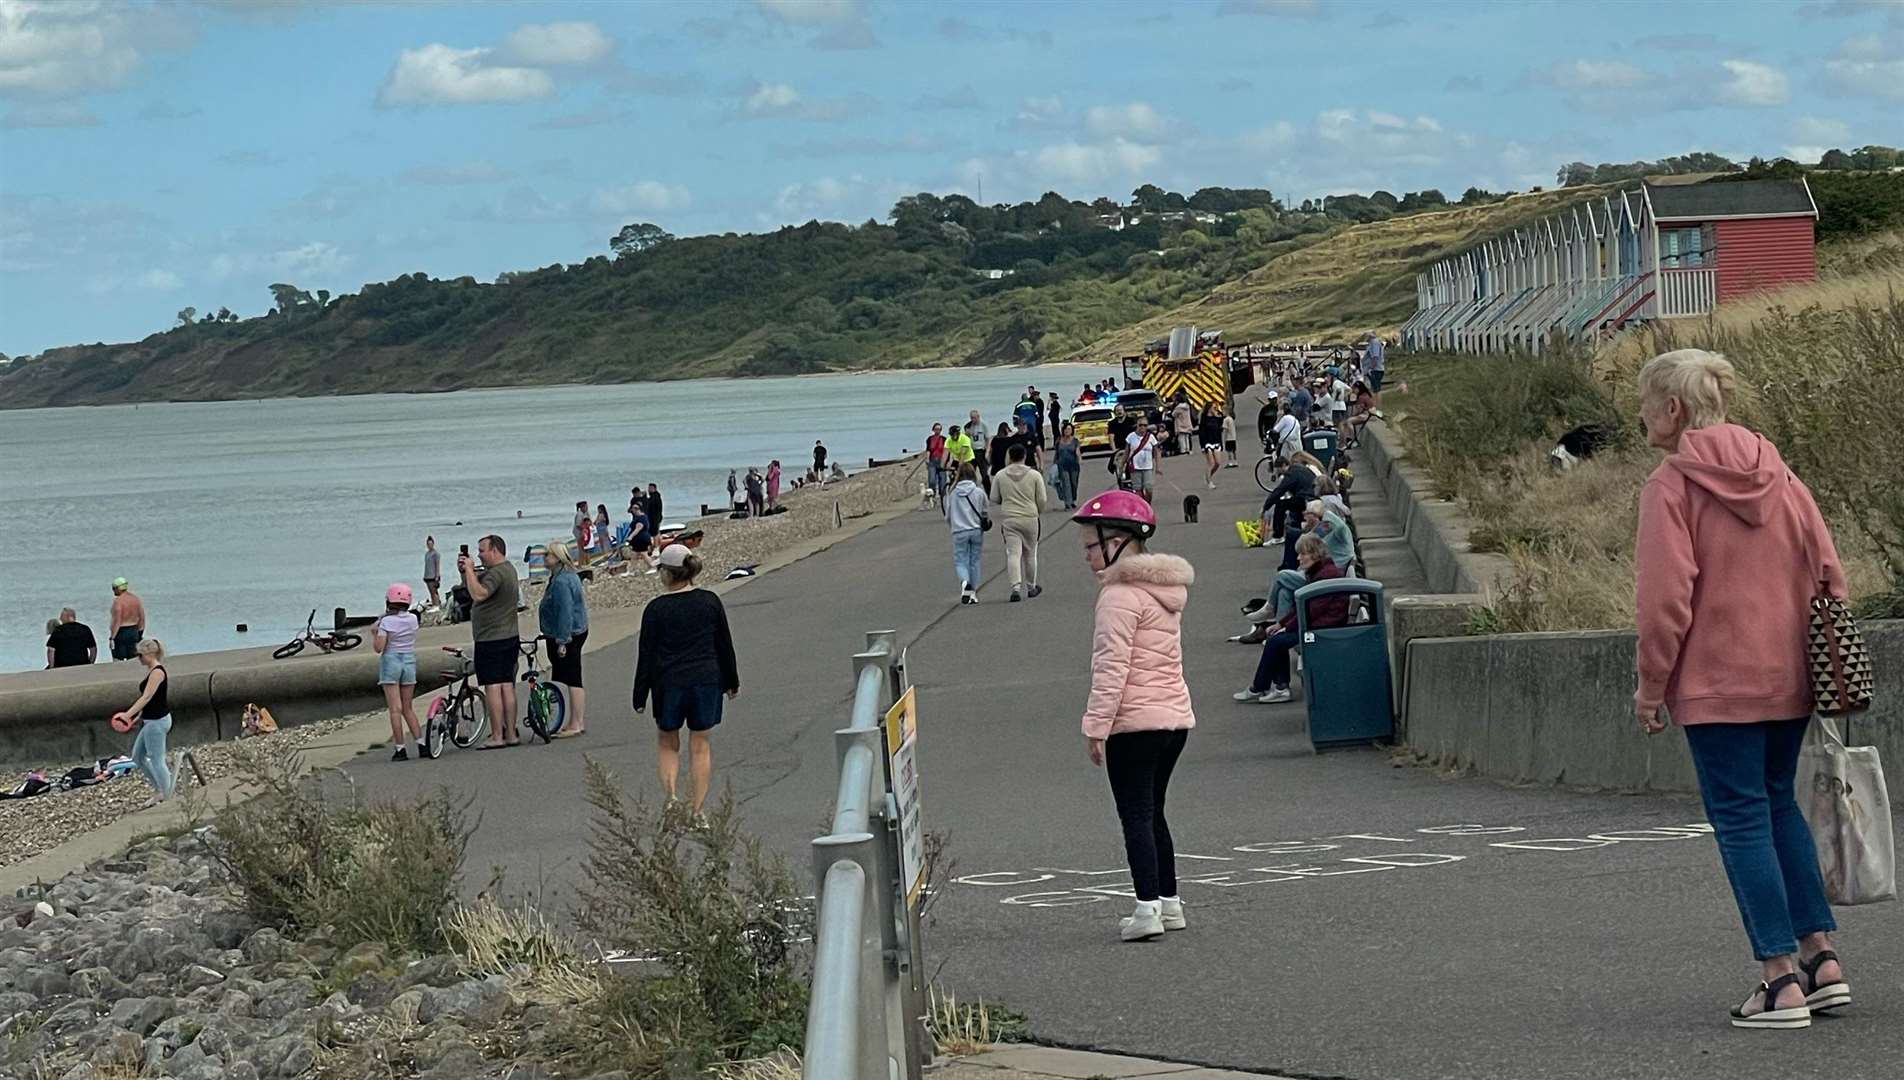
[927,458,945,495]
[1251,630,1302,692]
[1269,568,1307,623]
[130,713,174,798]
[951,528,983,591]
[1055,466,1080,506]
[1684,717,1836,960]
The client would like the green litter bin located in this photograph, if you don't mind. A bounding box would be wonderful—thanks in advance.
[1302,428,1338,469]
[1294,577,1392,751]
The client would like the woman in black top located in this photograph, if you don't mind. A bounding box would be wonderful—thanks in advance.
[1198,402,1226,489]
[633,545,740,813]
[111,638,175,802]
[989,422,1013,477]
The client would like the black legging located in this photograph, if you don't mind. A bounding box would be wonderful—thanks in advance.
[1105,728,1189,901]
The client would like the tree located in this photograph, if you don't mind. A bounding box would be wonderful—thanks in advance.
[1460,187,1498,205]
[268,283,312,315]
[1370,190,1400,211]
[609,222,674,259]
[175,307,196,327]
[216,306,236,322]
[1090,196,1121,218]
[1131,184,1170,212]
[316,289,331,307]
[1399,189,1448,212]
[1819,148,1856,170]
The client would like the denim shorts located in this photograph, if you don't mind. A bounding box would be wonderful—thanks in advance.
[654,683,724,733]
[378,650,417,686]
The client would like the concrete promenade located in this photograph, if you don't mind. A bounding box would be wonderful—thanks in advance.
[325,425,1904,1080]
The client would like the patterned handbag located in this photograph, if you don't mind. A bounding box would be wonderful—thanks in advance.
[1799,499,1874,716]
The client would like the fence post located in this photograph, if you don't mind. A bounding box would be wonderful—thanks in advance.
[807,833,886,1080]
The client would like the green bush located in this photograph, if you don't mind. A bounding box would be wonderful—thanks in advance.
[1402,348,1629,479]
[202,741,469,954]
[570,759,809,1073]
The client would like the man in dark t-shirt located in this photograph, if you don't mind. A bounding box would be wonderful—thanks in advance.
[46,608,97,668]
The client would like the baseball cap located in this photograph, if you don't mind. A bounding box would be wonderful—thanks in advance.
[111,576,129,591]
[656,544,693,568]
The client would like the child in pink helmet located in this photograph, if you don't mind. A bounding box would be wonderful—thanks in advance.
[1074,490,1197,943]
[375,583,425,761]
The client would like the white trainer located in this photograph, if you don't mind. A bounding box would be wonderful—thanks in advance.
[1231,689,1265,702]
[1159,896,1187,931]
[1119,900,1165,942]
[1262,687,1293,703]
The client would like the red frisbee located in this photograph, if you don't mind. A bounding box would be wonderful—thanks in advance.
[110,713,134,734]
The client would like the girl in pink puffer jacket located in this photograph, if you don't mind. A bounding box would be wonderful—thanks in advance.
[1075,490,1197,944]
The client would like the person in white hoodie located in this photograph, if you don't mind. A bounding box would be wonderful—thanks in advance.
[989,442,1049,602]
[945,462,989,605]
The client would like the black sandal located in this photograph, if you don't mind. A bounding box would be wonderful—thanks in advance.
[1800,949,1852,1012]
[1729,972,1810,1029]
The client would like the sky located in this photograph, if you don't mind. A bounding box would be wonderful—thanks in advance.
[2,0,1901,358]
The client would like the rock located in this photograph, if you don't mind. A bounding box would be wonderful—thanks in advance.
[226,1062,262,1080]
[109,994,176,1036]
[88,1028,144,1067]
[251,1032,318,1078]
[201,911,254,951]
[335,941,389,981]
[345,969,394,1009]
[214,988,255,1017]
[500,1064,554,1080]
[152,1012,205,1049]
[384,988,424,1026]
[178,964,225,991]
[43,999,108,1041]
[419,1044,485,1080]
[581,1072,631,1080]
[59,1063,102,1080]
[240,928,286,963]
[395,953,461,990]
[250,977,315,1019]
[68,966,124,999]
[417,977,515,1027]
[100,861,148,875]
[22,966,70,997]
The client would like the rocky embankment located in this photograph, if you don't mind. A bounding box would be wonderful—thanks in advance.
[3,834,615,1080]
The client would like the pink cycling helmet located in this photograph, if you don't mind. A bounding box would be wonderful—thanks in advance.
[385,583,414,606]
[1073,489,1156,539]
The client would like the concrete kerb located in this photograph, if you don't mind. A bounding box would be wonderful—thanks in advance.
[1,487,923,891]
[1358,421,1514,597]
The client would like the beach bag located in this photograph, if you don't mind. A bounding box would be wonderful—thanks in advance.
[1798,716,1895,905]
[1234,519,1263,547]
[1798,501,1874,716]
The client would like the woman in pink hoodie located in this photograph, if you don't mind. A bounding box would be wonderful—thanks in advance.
[1634,348,1849,1030]
[1076,490,1196,943]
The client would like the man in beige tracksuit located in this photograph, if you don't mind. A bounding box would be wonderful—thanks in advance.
[990,442,1049,602]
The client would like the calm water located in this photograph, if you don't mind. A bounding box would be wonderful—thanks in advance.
[0,365,1108,673]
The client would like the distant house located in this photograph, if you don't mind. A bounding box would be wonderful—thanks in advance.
[1401,177,1819,354]
[1095,212,1126,231]
[973,268,1015,280]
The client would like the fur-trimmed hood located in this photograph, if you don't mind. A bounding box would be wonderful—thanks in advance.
[1097,551,1193,613]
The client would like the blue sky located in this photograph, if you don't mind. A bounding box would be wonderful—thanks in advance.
[2,0,1901,357]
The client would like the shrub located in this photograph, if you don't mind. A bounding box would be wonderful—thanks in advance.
[1402,347,1629,484]
[202,740,469,955]
[568,759,809,1073]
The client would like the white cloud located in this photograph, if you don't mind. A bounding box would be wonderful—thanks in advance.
[1824,32,1904,98]
[1084,102,1170,142]
[500,21,614,67]
[1031,139,1162,185]
[402,160,513,185]
[1717,59,1789,105]
[746,82,801,114]
[378,43,553,106]
[209,240,350,280]
[0,101,97,127]
[0,0,190,99]
[590,180,692,216]
[138,269,181,291]
[756,0,863,23]
[1543,60,1650,91]
[1792,116,1851,144]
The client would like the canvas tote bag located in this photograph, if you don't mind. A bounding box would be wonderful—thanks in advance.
[1798,715,1896,906]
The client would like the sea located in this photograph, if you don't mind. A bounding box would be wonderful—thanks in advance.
[0,364,1110,673]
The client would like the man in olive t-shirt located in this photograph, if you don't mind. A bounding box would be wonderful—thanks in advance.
[462,534,521,746]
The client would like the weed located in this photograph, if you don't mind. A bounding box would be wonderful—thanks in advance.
[444,897,600,1007]
[927,985,1028,1056]
[200,740,469,955]
[710,1047,803,1080]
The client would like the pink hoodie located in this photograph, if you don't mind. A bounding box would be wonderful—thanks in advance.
[1634,424,1846,725]
[1082,552,1197,739]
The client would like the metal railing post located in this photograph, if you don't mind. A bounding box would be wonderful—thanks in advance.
[806,834,885,1080]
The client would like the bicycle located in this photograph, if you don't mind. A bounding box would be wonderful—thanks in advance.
[272,609,363,659]
[422,646,489,757]
[520,636,566,744]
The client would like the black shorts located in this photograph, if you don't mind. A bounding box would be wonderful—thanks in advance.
[655,683,724,732]
[1224,440,1238,452]
[549,631,586,687]
[1368,371,1385,392]
[473,637,520,686]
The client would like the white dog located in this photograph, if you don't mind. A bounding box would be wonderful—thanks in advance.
[919,483,939,510]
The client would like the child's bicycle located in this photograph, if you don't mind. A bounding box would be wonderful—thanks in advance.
[424,646,490,758]
[519,636,567,743]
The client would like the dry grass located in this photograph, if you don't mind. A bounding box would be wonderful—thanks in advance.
[927,985,1026,1056]
[445,897,602,1006]
[710,1047,802,1080]
[1088,185,1622,353]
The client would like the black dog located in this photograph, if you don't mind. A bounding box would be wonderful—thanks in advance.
[1182,494,1200,523]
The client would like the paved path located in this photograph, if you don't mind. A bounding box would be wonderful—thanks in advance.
[344,420,1904,1080]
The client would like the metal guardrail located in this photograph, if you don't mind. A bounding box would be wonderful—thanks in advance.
[803,631,928,1080]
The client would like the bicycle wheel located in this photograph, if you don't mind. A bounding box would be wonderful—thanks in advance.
[272,638,305,660]
[422,704,446,759]
[330,632,363,652]
[450,693,486,749]
[523,682,553,744]
[1254,455,1279,493]
[541,682,567,737]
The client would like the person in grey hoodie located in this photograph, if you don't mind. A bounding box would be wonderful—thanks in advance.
[945,462,989,605]
[990,442,1049,601]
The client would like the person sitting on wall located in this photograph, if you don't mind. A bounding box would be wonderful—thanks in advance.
[1232,534,1349,704]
